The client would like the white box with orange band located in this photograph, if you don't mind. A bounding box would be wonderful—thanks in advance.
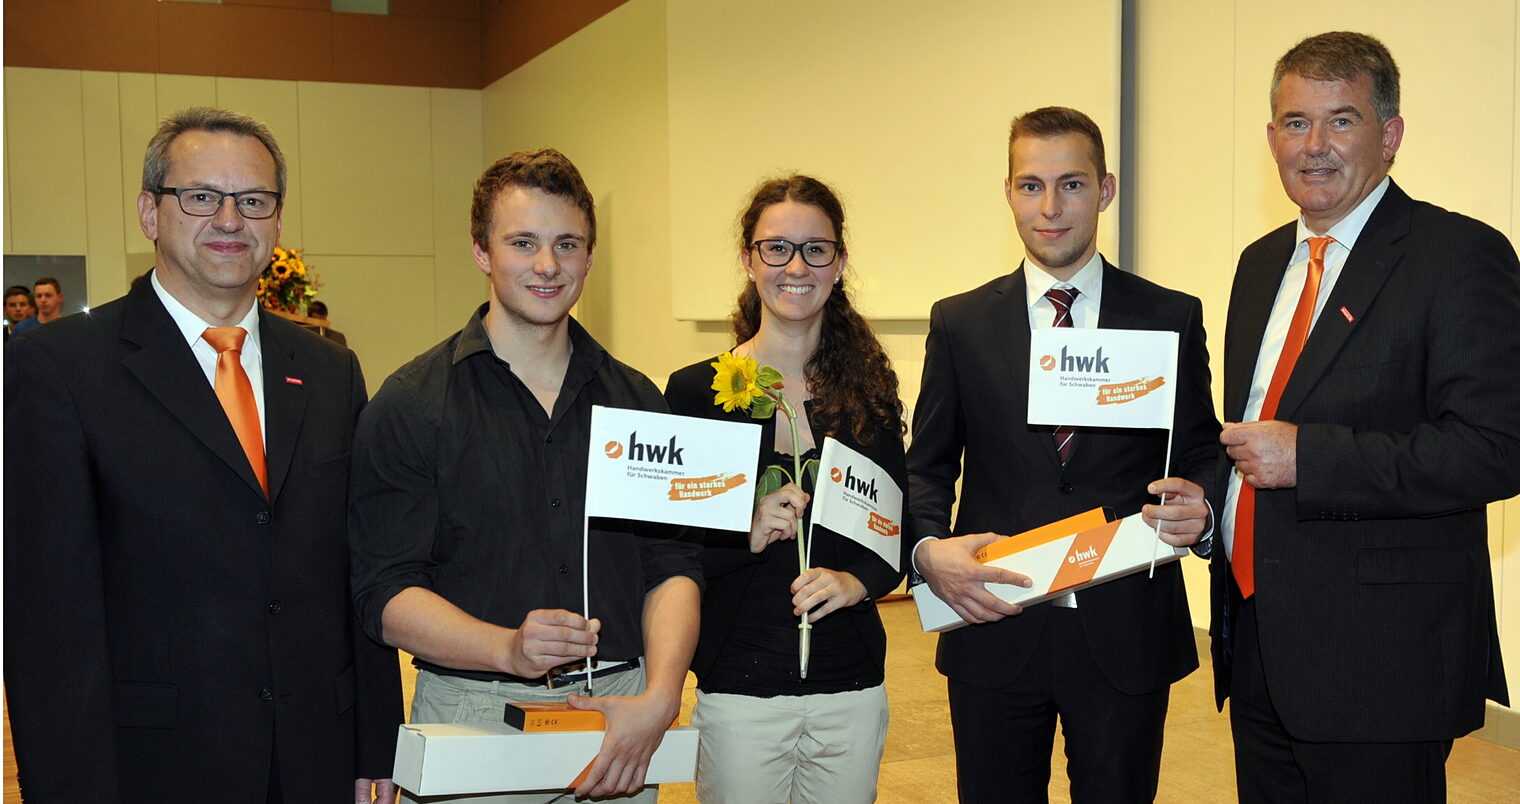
[393,720,699,800]
[912,508,1189,633]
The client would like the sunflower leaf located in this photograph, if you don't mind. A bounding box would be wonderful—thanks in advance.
[748,395,777,420]
[755,366,784,389]
[755,464,790,504]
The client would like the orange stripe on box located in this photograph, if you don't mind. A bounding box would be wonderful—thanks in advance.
[973,508,1110,564]
[1047,520,1123,591]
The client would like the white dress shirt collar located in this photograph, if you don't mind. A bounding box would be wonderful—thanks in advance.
[151,269,262,353]
[1294,175,1390,253]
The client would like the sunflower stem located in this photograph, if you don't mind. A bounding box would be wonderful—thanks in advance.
[772,391,810,679]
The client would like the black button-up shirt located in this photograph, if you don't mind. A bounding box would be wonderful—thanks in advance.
[349,306,701,679]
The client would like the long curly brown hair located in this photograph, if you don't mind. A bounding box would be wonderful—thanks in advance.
[732,175,905,445]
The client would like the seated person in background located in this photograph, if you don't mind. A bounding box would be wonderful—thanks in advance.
[307,300,347,346]
[349,148,701,803]
[664,174,909,804]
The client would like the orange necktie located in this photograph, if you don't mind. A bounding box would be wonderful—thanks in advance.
[204,326,268,496]
[1234,236,1333,599]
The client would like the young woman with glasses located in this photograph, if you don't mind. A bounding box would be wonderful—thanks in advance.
[665,174,908,803]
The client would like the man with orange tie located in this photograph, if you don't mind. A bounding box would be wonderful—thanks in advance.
[4,107,402,804]
[1215,32,1520,803]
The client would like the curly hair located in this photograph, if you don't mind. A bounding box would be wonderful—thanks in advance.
[732,175,905,445]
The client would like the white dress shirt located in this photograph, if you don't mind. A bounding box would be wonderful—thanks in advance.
[1220,176,1392,559]
[151,270,267,447]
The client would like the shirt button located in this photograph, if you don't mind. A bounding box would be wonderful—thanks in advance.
[551,498,562,508]
[267,600,282,615]
[558,563,570,574]
[546,435,553,443]
[260,687,274,701]
[255,511,271,525]
[1059,483,1074,494]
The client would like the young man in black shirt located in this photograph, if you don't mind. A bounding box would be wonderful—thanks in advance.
[350,149,702,802]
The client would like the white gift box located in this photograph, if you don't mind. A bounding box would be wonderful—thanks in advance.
[393,721,699,800]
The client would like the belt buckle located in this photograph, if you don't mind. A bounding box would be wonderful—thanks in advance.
[545,659,591,690]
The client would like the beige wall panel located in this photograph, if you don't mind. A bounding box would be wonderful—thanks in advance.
[310,254,438,396]
[297,82,433,256]
[429,87,485,342]
[483,0,729,383]
[5,68,87,254]
[119,73,160,257]
[154,74,218,121]
[665,0,1122,321]
[216,77,306,248]
[81,71,129,302]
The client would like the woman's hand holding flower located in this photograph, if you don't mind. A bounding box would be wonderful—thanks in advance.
[749,482,809,553]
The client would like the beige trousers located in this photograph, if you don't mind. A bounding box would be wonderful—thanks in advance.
[402,667,658,804]
[691,685,889,804]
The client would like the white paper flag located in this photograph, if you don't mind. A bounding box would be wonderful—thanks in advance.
[809,437,904,572]
[584,405,761,532]
[1027,327,1178,430]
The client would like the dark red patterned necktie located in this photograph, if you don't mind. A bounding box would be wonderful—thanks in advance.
[1046,286,1079,464]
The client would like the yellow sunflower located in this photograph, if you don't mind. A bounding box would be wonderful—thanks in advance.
[710,351,765,412]
[271,261,292,279]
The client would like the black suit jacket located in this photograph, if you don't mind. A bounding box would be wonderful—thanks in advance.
[665,359,911,684]
[4,277,402,803]
[908,261,1219,693]
[1212,180,1519,742]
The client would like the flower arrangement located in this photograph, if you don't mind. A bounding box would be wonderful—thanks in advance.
[257,246,320,315]
[710,350,816,677]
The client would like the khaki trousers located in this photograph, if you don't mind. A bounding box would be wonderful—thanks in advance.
[691,685,888,804]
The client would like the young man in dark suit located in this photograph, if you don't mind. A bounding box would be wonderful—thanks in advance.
[4,107,402,804]
[1215,31,1519,803]
[908,106,1220,803]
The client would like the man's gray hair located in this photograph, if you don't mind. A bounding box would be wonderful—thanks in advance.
[141,107,287,196]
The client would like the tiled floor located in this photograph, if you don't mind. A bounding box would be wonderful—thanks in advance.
[7,598,1518,802]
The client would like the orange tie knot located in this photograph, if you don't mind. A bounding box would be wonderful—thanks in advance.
[204,326,248,354]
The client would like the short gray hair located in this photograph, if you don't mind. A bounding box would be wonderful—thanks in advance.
[1271,32,1400,123]
[141,107,287,196]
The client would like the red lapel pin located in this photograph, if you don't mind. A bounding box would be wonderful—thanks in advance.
[285,376,304,385]
[1339,306,1355,323]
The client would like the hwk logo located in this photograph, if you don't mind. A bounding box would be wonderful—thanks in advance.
[1067,545,1099,563]
[624,431,684,465]
[843,466,878,502]
[1060,345,1110,374]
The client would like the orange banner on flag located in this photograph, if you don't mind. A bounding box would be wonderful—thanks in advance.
[667,473,747,501]
[867,512,900,537]
[1095,376,1167,406]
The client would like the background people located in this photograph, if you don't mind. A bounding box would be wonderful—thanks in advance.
[1214,31,1520,803]
[5,285,35,341]
[3,106,402,803]
[664,174,909,804]
[307,299,348,346]
[908,107,1219,803]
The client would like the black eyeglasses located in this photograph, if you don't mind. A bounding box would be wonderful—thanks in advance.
[749,239,842,268]
[157,187,283,220]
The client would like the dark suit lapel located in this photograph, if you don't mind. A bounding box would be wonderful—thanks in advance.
[260,313,308,504]
[120,280,267,499]
[1276,185,1408,420]
[991,268,1063,470]
[1224,225,1297,421]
